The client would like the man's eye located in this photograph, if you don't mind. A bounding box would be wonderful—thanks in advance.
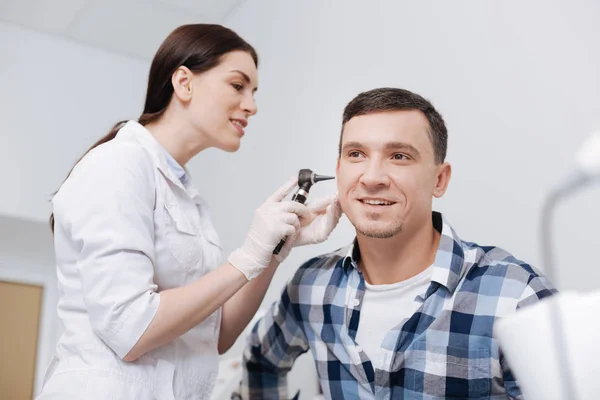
[393,153,409,160]
[348,151,362,158]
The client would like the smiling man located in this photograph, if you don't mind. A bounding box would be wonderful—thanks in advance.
[236,88,556,400]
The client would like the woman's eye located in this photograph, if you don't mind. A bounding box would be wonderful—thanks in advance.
[232,83,244,91]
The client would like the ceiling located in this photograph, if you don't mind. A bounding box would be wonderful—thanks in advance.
[0,0,247,60]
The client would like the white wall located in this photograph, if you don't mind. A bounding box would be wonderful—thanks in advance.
[0,22,149,222]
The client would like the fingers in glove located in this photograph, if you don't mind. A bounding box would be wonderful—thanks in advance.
[323,198,343,230]
[281,222,298,238]
[307,195,336,215]
[267,177,298,203]
[295,197,343,246]
[330,197,343,219]
[281,211,301,229]
[275,212,301,239]
[283,201,311,221]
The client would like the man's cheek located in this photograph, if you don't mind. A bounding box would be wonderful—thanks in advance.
[337,196,351,215]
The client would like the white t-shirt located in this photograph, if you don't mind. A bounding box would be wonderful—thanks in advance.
[355,266,433,370]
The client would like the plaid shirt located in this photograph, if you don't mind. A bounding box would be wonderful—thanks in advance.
[238,212,556,399]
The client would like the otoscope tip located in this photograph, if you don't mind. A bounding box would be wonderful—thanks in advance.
[314,174,335,182]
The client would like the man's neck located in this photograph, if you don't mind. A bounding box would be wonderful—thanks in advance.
[356,217,440,285]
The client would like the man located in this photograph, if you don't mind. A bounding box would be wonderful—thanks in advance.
[236,88,556,399]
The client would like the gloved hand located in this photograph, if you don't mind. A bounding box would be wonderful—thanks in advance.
[273,194,343,263]
[228,178,310,280]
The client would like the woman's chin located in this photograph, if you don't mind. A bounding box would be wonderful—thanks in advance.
[218,139,241,153]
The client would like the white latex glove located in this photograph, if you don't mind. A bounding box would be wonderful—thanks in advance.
[273,194,343,263]
[228,178,310,280]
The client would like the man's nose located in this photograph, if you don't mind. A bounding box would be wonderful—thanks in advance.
[358,161,390,188]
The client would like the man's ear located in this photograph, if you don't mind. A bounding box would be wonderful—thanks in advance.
[171,66,194,102]
[433,162,452,198]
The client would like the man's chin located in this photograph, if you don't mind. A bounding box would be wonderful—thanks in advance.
[355,223,403,239]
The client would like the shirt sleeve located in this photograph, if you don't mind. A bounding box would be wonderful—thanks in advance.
[502,274,558,399]
[53,142,160,359]
[516,275,557,310]
[236,273,310,400]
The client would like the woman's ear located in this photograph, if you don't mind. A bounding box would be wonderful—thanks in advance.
[171,66,194,102]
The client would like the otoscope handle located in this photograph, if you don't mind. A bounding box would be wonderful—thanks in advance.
[273,191,307,255]
[291,192,307,203]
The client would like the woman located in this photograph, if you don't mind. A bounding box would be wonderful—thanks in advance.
[38,24,341,399]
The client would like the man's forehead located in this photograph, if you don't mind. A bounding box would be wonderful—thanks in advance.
[345,109,427,128]
[342,110,431,147]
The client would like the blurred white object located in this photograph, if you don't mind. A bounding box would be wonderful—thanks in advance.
[550,131,600,198]
[211,356,244,400]
[495,291,600,400]
[577,131,600,176]
[495,131,600,400]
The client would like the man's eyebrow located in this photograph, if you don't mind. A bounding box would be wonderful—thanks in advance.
[385,141,420,157]
[230,70,258,92]
[342,141,421,158]
[341,142,366,152]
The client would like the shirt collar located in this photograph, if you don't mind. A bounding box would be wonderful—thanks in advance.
[161,145,188,184]
[115,120,189,189]
[340,211,466,294]
[429,211,465,294]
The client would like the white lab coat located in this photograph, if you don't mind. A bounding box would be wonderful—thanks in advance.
[38,121,223,399]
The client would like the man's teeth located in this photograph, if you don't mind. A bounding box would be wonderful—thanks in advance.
[232,120,243,128]
[362,199,393,205]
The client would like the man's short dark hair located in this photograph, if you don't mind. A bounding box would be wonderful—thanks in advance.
[339,87,448,164]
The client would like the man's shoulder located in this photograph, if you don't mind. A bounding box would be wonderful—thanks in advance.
[461,241,556,301]
[464,242,538,273]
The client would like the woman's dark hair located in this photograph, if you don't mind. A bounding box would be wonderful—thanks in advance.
[49,24,258,232]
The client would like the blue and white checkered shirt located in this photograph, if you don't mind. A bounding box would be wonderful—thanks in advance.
[238,212,556,399]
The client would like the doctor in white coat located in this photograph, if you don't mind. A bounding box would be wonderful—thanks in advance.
[37,24,341,399]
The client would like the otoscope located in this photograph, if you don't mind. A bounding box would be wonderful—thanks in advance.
[273,169,335,255]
